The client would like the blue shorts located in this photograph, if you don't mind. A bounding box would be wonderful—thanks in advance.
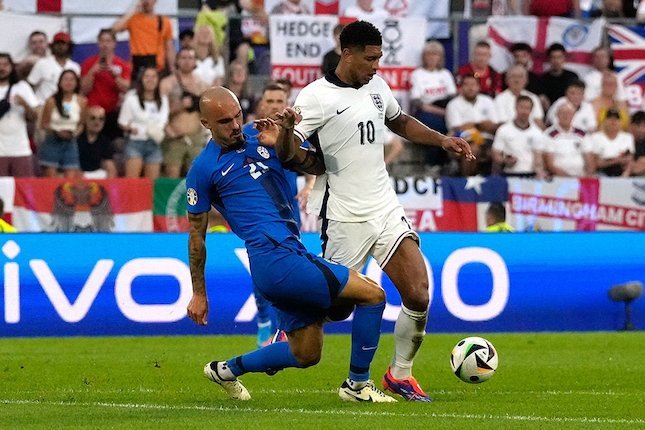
[39,134,80,170]
[249,238,350,332]
[125,138,163,164]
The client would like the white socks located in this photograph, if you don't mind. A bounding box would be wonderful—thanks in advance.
[390,304,427,380]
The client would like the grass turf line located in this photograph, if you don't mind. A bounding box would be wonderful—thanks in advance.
[0,332,643,429]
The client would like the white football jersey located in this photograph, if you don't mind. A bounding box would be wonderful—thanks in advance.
[294,73,402,222]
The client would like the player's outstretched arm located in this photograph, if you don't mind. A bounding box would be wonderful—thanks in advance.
[187,212,209,326]
[275,107,326,175]
[387,112,475,160]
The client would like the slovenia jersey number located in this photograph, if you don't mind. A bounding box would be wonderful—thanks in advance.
[358,120,375,145]
[249,161,269,179]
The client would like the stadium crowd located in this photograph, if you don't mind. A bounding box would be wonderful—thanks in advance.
[0,0,643,182]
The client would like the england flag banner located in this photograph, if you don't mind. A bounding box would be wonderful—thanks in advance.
[608,24,645,113]
[487,16,605,76]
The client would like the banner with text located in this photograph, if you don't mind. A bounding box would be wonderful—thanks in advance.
[269,15,425,109]
[508,177,645,231]
[1,232,642,337]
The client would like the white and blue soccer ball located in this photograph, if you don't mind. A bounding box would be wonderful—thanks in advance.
[450,336,498,383]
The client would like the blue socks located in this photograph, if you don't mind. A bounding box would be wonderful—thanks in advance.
[226,341,302,376]
[349,301,386,382]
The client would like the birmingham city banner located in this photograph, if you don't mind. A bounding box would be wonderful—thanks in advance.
[12,178,153,232]
[508,177,645,232]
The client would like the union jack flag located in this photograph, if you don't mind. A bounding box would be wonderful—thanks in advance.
[608,24,645,110]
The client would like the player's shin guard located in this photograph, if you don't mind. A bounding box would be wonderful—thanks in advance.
[391,304,427,380]
[226,342,303,377]
[349,300,386,382]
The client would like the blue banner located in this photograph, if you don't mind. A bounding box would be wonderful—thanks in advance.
[1,233,643,337]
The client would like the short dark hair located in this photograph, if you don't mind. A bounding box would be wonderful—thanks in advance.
[29,30,47,40]
[487,202,506,222]
[516,94,533,106]
[547,43,566,56]
[340,20,382,51]
[0,52,17,84]
[567,79,586,90]
[630,110,644,124]
[0,197,4,215]
[179,29,195,40]
[273,77,292,90]
[98,28,116,40]
[510,42,532,53]
[475,40,491,49]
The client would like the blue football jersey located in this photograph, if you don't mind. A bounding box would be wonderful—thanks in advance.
[186,132,300,254]
[242,122,301,227]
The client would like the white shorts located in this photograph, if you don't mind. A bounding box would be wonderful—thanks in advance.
[322,205,419,272]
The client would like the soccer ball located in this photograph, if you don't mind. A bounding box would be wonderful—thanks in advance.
[450,336,498,383]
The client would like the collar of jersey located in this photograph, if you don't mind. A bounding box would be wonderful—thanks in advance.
[324,71,363,90]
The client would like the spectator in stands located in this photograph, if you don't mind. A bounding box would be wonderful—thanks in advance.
[27,32,80,104]
[271,0,311,14]
[39,70,86,178]
[538,43,579,111]
[583,47,626,103]
[525,0,581,17]
[457,41,503,98]
[446,73,499,176]
[484,202,514,232]
[0,197,17,233]
[507,43,541,96]
[495,64,545,129]
[343,0,390,20]
[77,105,117,179]
[638,0,645,22]
[194,1,229,59]
[492,95,546,178]
[16,31,48,80]
[179,29,195,50]
[410,40,457,134]
[321,24,344,75]
[118,67,169,179]
[193,25,226,87]
[225,61,256,122]
[0,53,39,177]
[160,48,210,178]
[591,71,630,131]
[547,80,597,133]
[113,0,175,81]
[238,0,271,74]
[587,108,635,177]
[543,102,593,178]
[80,28,131,144]
[627,110,645,176]
[410,40,457,171]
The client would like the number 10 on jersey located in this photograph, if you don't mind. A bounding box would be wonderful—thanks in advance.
[358,120,375,145]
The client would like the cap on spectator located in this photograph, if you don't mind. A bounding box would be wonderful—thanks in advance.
[53,32,71,44]
[606,108,621,119]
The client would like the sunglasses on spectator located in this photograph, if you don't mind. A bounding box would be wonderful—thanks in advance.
[89,115,105,120]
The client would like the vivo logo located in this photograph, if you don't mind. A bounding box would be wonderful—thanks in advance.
[235,246,510,323]
[2,240,192,324]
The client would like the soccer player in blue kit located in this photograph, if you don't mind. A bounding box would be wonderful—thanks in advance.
[185,86,396,402]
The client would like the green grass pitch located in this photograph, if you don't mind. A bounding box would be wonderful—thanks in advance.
[1,332,643,429]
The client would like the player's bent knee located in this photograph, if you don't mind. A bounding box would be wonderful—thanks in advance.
[292,349,322,368]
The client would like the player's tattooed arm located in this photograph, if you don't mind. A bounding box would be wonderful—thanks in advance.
[187,212,210,325]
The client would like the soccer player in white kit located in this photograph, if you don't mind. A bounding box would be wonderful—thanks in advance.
[272,20,474,402]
